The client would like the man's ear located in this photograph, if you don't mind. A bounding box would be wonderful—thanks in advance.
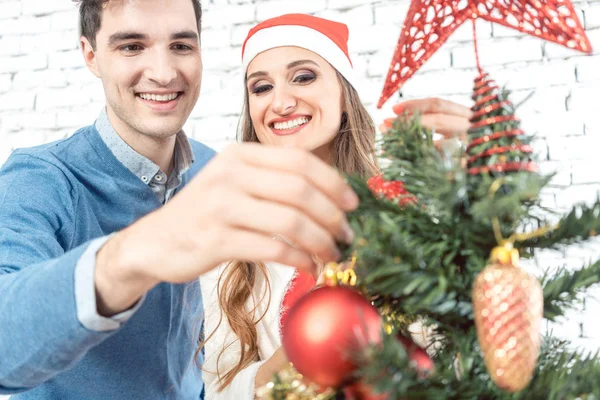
[80,36,100,78]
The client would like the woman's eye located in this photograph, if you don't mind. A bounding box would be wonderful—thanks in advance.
[252,84,272,94]
[293,73,316,83]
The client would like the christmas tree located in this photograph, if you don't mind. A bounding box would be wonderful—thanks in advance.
[255,0,598,398]
[259,70,600,400]
[341,70,600,399]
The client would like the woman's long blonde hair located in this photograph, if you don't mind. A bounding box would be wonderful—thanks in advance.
[197,71,379,391]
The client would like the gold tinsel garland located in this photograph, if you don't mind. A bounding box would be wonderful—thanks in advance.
[255,363,336,400]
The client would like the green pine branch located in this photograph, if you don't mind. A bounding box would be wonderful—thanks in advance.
[519,198,600,251]
[332,79,600,399]
[353,332,600,399]
[514,336,600,399]
[468,173,548,227]
[380,114,437,166]
[542,259,600,321]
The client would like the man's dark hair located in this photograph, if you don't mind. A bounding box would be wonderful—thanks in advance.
[74,0,202,49]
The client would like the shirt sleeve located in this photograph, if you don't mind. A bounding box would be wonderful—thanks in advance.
[0,153,133,393]
[75,235,146,332]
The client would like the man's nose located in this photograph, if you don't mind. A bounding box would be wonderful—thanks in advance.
[145,49,178,86]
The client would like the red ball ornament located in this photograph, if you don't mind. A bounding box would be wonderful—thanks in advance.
[397,335,435,377]
[343,336,433,400]
[343,381,388,400]
[282,286,382,388]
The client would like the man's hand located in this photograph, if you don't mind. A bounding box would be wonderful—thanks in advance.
[380,97,473,140]
[94,144,358,316]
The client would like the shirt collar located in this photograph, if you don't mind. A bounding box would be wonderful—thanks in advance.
[95,108,194,184]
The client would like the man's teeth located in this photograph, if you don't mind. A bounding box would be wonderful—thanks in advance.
[138,93,179,102]
[273,117,310,130]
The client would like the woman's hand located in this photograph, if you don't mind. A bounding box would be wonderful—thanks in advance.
[381,97,473,141]
[255,347,289,389]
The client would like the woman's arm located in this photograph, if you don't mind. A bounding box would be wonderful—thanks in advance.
[254,347,288,388]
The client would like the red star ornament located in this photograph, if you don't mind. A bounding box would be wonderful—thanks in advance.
[378,0,593,108]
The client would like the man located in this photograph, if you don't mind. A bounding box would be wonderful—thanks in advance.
[0,0,471,399]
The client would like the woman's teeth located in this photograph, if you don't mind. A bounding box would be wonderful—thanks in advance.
[273,116,310,130]
[138,93,179,102]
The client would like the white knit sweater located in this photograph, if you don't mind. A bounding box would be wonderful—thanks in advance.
[200,263,430,399]
[200,262,297,400]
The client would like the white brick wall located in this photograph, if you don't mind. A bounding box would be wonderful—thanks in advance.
[0,1,599,392]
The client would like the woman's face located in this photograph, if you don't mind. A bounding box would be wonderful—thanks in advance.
[245,46,343,162]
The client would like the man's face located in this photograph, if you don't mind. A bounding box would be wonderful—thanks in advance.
[82,0,202,141]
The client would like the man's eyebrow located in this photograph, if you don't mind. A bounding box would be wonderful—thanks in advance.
[171,30,199,41]
[108,31,149,46]
[107,31,199,46]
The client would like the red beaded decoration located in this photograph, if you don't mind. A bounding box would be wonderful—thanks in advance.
[466,72,538,175]
[367,175,415,206]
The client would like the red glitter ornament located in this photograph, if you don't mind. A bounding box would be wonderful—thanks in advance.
[466,144,533,165]
[467,161,539,175]
[367,175,414,206]
[466,129,524,150]
[378,0,592,108]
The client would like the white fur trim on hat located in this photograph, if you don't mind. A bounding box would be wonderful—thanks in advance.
[242,25,356,88]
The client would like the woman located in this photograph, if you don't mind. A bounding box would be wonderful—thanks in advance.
[199,13,472,399]
[199,13,377,399]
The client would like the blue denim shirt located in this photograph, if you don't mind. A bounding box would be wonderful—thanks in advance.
[0,118,215,399]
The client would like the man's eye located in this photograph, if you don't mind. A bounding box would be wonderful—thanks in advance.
[120,44,143,52]
[173,44,193,52]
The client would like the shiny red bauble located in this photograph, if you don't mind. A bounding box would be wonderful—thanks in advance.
[282,285,382,388]
[397,335,435,377]
[343,381,388,400]
[345,336,435,400]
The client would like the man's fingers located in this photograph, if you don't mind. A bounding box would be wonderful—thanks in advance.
[223,193,342,263]
[393,98,473,119]
[228,144,359,212]
[235,164,354,245]
[223,229,317,275]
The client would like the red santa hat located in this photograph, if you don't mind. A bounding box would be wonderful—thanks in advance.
[242,13,355,88]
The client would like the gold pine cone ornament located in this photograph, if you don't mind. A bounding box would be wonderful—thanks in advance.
[472,243,543,392]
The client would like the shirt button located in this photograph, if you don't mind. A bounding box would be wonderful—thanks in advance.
[141,176,148,182]
[155,174,163,182]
